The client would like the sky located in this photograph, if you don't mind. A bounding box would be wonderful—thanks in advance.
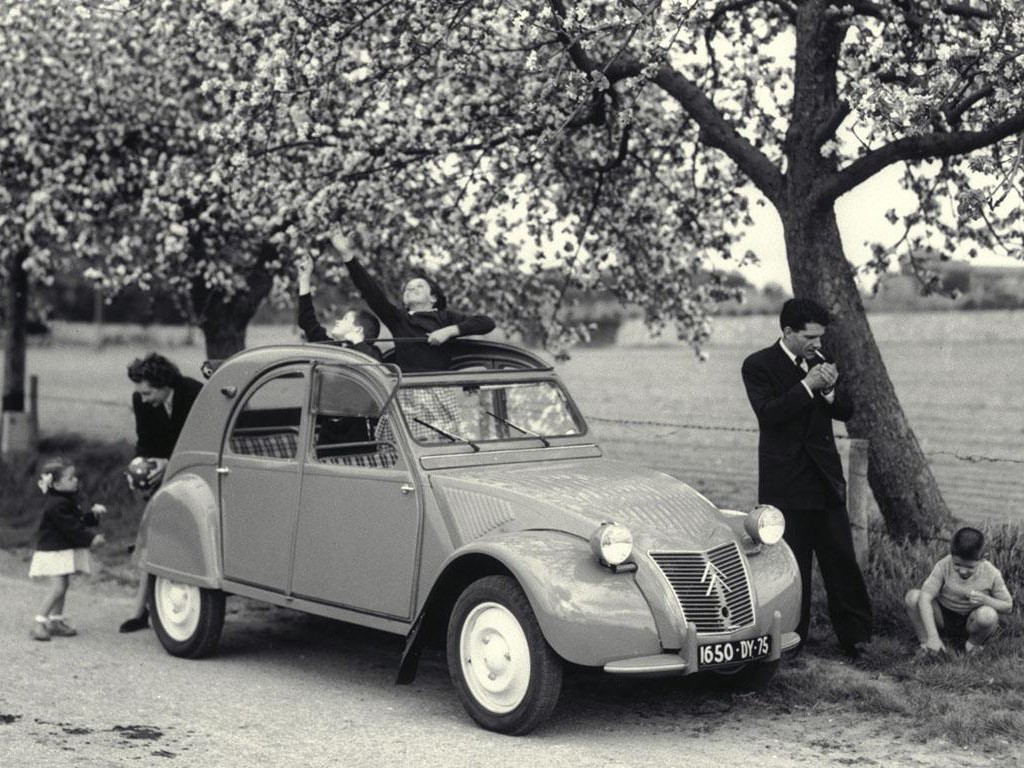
[726,161,1024,292]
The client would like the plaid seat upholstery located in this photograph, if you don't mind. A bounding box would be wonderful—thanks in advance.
[229,431,300,459]
[320,449,399,469]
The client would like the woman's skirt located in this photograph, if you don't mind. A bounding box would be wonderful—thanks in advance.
[28,548,93,577]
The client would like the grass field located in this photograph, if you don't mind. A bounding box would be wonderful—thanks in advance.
[12,309,1024,526]
[4,312,1023,753]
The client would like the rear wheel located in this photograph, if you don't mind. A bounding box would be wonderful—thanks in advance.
[447,575,562,735]
[149,575,225,659]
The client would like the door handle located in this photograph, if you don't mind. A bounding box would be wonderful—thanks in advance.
[400,483,415,495]
[217,467,230,475]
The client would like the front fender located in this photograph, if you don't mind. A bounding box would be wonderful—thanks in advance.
[136,470,221,589]
[447,530,662,667]
[745,539,801,633]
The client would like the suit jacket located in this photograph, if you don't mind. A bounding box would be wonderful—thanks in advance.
[741,342,853,509]
[133,375,203,459]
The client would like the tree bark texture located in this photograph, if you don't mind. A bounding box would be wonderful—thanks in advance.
[190,246,276,360]
[781,208,954,538]
[771,1,955,538]
[2,249,28,414]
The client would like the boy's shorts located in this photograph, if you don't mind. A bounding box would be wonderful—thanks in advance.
[938,604,969,642]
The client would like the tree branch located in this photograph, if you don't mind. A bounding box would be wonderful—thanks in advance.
[940,1,996,21]
[813,102,851,147]
[814,109,1024,205]
[835,0,887,21]
[652,67,785,205]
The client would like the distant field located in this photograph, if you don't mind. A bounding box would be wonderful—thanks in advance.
[7,309,1023,525]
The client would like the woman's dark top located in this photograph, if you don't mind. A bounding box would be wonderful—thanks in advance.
[132,375,203,459]
[296,294,383,361]
[35,491,100,551]
[345,257,495,372]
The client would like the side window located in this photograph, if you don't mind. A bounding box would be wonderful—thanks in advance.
[228,371,305,460]
[312,370,398,469]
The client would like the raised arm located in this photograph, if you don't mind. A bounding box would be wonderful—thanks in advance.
[295,254,330,343]
[326,230,403,329]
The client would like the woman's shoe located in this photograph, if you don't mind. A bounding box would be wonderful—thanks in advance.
[118,610,149,633]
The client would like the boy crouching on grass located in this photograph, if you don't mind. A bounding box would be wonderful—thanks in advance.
[905,527,1013,659]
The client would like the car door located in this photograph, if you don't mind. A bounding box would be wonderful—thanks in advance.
[219,365,309,593]
[290,365,421,619]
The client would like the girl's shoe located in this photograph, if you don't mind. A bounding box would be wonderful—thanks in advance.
[30,621,51,641]
[964,641,983,655]
[46,618,78,637]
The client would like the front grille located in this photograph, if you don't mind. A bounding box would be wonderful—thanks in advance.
[650,542,755,633]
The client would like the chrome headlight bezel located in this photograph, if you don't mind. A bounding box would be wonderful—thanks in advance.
[589,522,634,567]
[744,504,785,545]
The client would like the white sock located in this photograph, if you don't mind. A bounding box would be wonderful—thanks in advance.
[34,615,49,623]
[47,614,64,621]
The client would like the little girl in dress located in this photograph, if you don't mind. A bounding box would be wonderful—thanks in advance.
[28,457,106,641]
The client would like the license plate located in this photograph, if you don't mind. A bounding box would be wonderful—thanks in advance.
[698,635,772,669]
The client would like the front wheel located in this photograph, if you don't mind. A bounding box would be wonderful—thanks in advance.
[447,575,562,735]
[711,659,779,690]
[149,575,225,659]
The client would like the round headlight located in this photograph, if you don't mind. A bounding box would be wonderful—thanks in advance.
[744,504,785,545]
[590,522,633,566]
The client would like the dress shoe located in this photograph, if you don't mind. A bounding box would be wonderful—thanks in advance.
[30,621,51,641]
[119,610,149,633]
[841,640,869,660]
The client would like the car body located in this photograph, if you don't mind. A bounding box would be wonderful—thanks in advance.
[136,340,801,734]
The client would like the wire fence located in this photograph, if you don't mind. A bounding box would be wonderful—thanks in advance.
[585,415,1024,467]
[26,393,1024,532]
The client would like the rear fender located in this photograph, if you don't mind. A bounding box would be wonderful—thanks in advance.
[136,471,221,589]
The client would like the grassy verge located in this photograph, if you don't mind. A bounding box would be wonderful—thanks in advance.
[775,524,1023,752]
[1,436,1021,752]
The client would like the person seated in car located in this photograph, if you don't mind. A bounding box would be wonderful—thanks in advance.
[321,227,495,373]
[296,254,383,362]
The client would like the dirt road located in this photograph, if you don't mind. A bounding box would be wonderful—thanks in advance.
[0,569,1008,768]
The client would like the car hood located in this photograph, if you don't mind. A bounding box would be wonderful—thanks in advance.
[430,458,734,550]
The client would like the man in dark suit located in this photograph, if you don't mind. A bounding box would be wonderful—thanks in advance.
[120,353,203,633]
[741,298,872,658]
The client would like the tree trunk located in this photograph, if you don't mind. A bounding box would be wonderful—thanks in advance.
[782,209,954,538]
[199,297,251,360]
[2,249,28,414]
[775,0,953,539]
[191,247,276,360]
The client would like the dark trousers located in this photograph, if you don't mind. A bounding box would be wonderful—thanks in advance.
[782,505,872,649]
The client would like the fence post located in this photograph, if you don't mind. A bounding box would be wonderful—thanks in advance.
[29,374,39,446]
[847,438,870,567]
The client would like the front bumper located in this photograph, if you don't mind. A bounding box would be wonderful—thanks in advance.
[603,611,800,676]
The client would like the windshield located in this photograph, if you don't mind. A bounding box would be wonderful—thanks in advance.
[397,380,585,445]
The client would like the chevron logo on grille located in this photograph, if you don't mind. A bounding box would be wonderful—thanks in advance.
[701,560,732,598]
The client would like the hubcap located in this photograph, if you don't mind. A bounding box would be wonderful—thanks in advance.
[154,578,201,642]
[460,602,531,714]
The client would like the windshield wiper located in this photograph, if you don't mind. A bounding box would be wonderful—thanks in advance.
[484,411,551,447]
[412,418,480,452]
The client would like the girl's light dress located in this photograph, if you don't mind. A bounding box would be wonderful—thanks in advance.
[29,548,94,577]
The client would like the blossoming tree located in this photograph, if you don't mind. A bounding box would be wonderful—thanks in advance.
[186,0,1022,537]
